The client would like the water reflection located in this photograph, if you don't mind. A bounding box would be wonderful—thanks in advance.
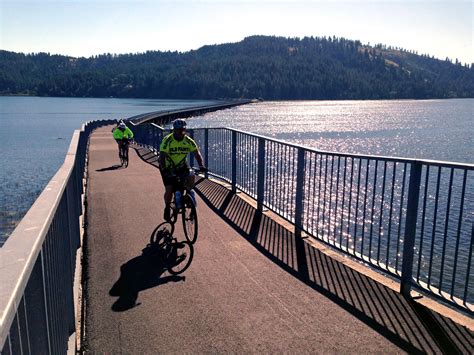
[188,99,473,163]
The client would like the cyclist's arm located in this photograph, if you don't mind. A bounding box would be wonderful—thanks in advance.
[194,149,205,168]
[159,151,168,170]
[159,135,171,171]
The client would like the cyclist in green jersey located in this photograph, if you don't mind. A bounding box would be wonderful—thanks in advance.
[113,121,134,165]
[159,119,206,221]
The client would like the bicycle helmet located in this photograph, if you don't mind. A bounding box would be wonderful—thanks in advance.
[173,119,187,129]
[119,122,126,129]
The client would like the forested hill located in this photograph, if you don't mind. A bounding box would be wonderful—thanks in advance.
[1,35,473,100]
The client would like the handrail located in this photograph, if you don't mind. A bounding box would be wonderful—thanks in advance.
[133,121,473,168]
[0,119,114,353]
[132,123,473,313]
[195,126,474,168]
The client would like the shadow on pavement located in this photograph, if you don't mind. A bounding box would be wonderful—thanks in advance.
[96,164,123,172]
[109,242,185,312]
[194,178,473,354]
[133,146,160,167]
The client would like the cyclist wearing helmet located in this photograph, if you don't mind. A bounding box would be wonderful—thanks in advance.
[111,119,125,132]
[113,121,134,165]
[159,119,206,221]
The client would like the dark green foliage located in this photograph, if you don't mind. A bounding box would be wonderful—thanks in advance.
[1,35,473,99]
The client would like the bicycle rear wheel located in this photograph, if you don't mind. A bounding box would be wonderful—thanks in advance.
[168,240,194,275]
[182,195,198,244]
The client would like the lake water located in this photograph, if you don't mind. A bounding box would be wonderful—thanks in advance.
[1,97,472,246]
[0,97,218,245]
[188,99,473,164]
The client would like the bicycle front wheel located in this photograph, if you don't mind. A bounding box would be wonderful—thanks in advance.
[168,240,194,275]
[182,195,198,244]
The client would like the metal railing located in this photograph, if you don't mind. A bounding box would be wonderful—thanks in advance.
[133,123,473,313]
[0,120,114,353]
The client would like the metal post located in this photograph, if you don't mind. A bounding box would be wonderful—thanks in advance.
[204,129,209,179]
[231,130,237,192]
[257,138,265,211]
[294,148,306,235]
[400,161,422,296]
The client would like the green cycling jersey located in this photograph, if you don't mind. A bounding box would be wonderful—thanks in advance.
[159,133,198,169]
[113,127,134,140]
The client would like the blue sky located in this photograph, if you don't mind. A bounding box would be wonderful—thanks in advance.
[1,0,472,63]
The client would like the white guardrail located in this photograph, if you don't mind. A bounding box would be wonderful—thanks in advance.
[0,120,114,354]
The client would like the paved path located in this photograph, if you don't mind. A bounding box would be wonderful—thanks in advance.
[84,126,473,353]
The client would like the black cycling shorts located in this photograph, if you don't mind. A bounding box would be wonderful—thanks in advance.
[161,166,190,187]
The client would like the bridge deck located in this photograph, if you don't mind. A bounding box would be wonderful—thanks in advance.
[84,126,472,353]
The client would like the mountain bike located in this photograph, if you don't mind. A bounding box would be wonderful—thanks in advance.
[149,222,194,275]
[119,139,130,167]
[168,167,206,244]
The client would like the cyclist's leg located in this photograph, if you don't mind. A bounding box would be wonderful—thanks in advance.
[163,185,174,221]
[161,170,175,221]
[120,142,125,164]
[164,185,173,205]
[116,139,121,159]
[124,141,129,161]
[184,174,195,191]
[122,141,127,156]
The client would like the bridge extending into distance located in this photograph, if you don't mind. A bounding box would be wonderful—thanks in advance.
[1,104,473,353]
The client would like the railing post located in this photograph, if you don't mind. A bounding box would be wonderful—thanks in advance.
[294,148,305,235]
[400,161,422,297]
[231,130,237,192]
[147,124,152,147]
[155,125,162,151]
[204,129,209,179]
[257,138,265,211]
[294,147,310,281]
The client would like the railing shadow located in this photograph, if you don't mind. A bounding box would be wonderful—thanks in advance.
[109,242,185,312]
[194,178,473,354]
[133,146,160,167]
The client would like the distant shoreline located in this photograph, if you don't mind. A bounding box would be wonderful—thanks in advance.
[1,94,473,101]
